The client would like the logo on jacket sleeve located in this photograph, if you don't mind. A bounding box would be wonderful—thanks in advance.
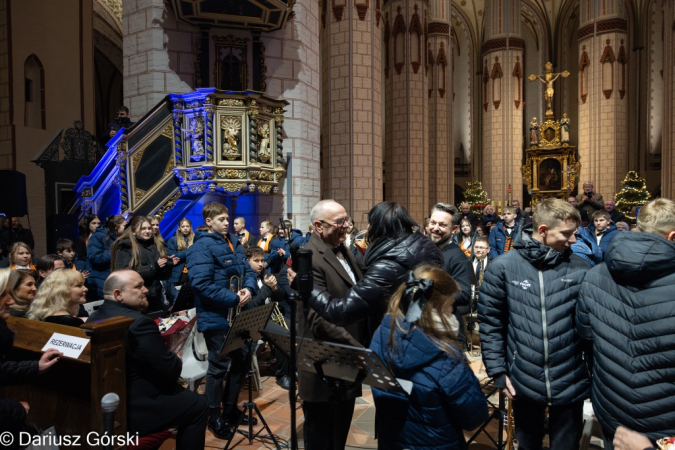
[511,280,531,290]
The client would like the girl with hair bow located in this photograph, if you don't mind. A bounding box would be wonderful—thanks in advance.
[369,264,488,449]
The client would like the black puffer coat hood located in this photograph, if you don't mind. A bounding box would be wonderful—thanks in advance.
[577,232,675,440]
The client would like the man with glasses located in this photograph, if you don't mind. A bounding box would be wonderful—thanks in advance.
[300,199,364,450]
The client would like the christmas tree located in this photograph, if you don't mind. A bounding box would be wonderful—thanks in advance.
[614,171,650,224]
[462,181,491,213]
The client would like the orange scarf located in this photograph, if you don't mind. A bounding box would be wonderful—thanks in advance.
[258,236,271,252]
[11,264,36,271]
[460,239,472,258]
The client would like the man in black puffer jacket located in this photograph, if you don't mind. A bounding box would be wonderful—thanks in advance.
[479,198,591,450]
[577,198,675,448]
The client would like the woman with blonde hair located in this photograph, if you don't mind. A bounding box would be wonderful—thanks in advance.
[166,218,194,286]
[111,216,177,312]
[0,268,62,384]
[369,264,488,449]
[27,269,87,327]
[149,215,165,243]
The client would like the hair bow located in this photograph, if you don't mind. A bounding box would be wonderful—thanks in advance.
[400,271,434,322]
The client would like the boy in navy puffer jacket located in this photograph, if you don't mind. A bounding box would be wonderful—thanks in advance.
[187,202,258,440]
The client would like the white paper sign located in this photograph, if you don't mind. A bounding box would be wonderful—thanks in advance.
[42,333,90,359]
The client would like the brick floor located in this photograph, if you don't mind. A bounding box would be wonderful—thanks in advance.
[159,339,604,449]
[157,342,511,449]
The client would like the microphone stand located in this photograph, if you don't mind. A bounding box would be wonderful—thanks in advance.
[288,248,314,450]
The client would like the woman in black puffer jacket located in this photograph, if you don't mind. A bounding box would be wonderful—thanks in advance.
[308,202,443,341]
[111,216,176,313]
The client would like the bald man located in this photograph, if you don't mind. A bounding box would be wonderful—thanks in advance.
[89,270,207,449]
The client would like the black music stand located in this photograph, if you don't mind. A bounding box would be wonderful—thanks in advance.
[170,281,195,312]
[262,331,408,449]
[219,302,280,450]
[466,377,509,449]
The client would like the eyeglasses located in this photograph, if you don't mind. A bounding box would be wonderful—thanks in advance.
[320,216,351,228]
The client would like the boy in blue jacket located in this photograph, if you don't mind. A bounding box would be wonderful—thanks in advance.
[187,202,258,440]
[586,209,620,255]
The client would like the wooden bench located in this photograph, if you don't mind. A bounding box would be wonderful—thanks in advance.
[0,316,133,449]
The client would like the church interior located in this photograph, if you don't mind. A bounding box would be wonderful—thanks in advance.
[0,0,672,255]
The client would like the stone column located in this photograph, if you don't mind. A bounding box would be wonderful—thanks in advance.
[576,0,629,198]
[383,0,429,222]
[661,2,675,198]
[320,0,383,227]
[427,0,453,206]
[0,0,11,170]
[481,0,524,206]
[262,0,322,229]
[123,0,199,117]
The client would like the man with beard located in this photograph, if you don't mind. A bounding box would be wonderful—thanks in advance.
[426,203,473,349]
[89,270,208,449]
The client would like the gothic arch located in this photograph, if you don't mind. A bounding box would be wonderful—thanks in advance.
[521,1,549,135]
[451,5,475,175]
[24,54,45,129]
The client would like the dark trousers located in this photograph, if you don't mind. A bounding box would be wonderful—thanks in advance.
[512,399,584,450]
[302,398,356,450]
[168,393,208,449]
[204,329,249,418]
[273,344,290,378]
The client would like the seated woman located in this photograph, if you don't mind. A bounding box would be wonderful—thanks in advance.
[8,270,37,319]
[369,264,488,449]
[0,268,61,385]
[27,269,88,327]
[111,216,176,313]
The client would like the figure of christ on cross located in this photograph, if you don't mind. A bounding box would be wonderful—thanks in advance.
[528,61,570,118]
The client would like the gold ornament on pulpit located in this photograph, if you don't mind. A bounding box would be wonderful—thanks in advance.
[528,62,570,118]
[221,116,242,160]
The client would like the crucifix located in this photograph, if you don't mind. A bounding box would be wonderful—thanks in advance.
[528,62,570,118]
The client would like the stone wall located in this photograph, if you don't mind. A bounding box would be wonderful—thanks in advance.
[123,0,198,118]
[261,0,321,230]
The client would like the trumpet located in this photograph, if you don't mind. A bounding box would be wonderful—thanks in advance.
[227,274,242,323]
[271,303,288,329]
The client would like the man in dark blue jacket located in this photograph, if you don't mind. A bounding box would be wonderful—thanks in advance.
[479,198,591,450]
[577,198,675,448]
[187,202,258,440]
